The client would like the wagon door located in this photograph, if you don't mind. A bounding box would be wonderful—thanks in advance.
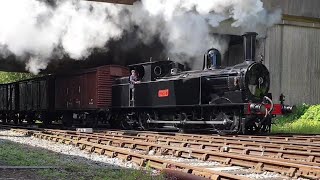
[39,80,48,110]
[0,85,7,111]
[83,72,97,109]
[55,77,68,109]
[32,81,40,110]
[8,84,15,111]
[26,82,33,110]
[19,83,26,111]
[70,76,82,109]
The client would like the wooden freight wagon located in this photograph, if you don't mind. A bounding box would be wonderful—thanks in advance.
[54,65,129,126]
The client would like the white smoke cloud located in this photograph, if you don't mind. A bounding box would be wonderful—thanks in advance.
[26,57,48,74]
[0,0,124,74]
[0,0,281,74]
[127,0,280,68]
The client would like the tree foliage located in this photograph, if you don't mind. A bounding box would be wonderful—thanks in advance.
[0,71,38,84]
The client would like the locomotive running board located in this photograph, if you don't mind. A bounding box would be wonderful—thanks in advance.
[148,121,225,125]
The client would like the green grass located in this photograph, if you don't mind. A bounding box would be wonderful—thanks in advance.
[272,104,320,134]
[272,118,320,134]
[0,141,163,180]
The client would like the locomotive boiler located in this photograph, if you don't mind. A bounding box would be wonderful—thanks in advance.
[111,32,294,134]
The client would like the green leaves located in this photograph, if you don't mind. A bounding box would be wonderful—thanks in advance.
[272,104,320,134]
[274,104,309,125]
[301,105,320,121]
[0,71,37,84]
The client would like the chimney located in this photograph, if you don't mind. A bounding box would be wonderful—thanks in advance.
[243,32,257,61]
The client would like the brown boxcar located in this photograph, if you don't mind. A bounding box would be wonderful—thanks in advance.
[55,65,129,111]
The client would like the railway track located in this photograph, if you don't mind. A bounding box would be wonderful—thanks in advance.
[99,130,320,148]
[100,130,320,153]
[46,130,320,166]
[9,129,247,180]
[2,126,320,179]
[43,130,320,178]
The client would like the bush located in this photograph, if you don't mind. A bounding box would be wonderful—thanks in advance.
[300,105,320,121]
[272,104,320,134]
[272,118,320,134]
[274,104,310,126]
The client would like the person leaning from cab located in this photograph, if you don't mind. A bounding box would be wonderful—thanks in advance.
[129,70,140,101]
[129,70,140,85]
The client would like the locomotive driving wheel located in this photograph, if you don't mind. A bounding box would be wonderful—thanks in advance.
[138,112,152,130]
[119,115,130,130]
[244,116,272,134]
[244,119,260,134]
[216,112,241,135]
[119,113,136,130]
[207,106,242,135]
[260,116,272,133]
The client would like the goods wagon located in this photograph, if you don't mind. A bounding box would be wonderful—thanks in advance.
[0,83,18,123]
[0,84,8,122]
[55,65,129,126]
[0,84,8,112]
[0,65,129,126]
[18,75,55,124]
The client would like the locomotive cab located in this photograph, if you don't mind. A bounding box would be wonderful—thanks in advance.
[112,60,185,108]
[128,61,185,82]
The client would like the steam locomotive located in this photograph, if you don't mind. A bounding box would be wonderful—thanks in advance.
[0,32,294,134]
[111,32,294,134]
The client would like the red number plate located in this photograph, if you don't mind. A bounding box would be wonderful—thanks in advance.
[158,89,169,97]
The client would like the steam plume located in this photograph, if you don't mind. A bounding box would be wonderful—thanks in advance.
[0,0,281,74]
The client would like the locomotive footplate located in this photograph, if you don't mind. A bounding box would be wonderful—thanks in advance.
[147,120,230,125]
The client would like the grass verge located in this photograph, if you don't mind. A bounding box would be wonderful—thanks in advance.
[0,140,163,180]
[272,104,320,134]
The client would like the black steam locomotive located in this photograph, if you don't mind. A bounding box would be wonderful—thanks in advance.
[111,32,294,134]
[0,32,293,134]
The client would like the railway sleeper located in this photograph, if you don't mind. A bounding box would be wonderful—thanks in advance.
[119,131,320,150]
[102,131,320,153]
[48,132,320,177]
[15,130,320,179]
[52,131,320,167]
[32,132,249,180]
[107,134,320,162]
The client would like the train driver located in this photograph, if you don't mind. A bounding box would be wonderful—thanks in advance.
[130,70,140,84]
[129,70,140,104]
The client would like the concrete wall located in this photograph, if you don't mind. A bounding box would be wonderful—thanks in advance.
[265,25,320,105]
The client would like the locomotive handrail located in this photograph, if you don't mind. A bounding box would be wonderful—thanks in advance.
[263,96,274,115]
